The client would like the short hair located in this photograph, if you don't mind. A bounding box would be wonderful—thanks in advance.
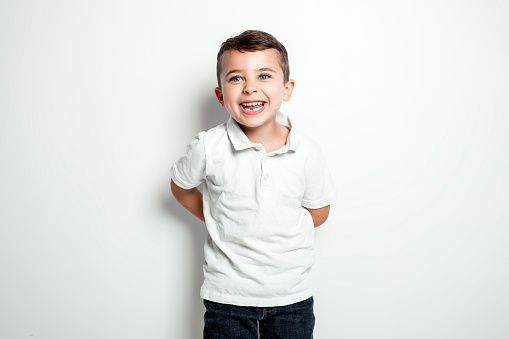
[216,30,290,88]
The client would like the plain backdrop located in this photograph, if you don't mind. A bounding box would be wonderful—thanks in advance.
[1,1,508,338]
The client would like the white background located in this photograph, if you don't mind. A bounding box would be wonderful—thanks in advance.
[1,1,508,338]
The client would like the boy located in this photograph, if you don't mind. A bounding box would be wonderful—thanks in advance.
[171,30,336,338]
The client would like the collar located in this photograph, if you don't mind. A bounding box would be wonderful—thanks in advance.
[226,111,299,154]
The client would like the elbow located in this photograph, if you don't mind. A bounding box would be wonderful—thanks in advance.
[313,214,329,228]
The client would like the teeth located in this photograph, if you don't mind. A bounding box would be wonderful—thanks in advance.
[242,101,264,107]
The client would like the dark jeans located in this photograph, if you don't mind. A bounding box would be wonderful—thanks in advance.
[203,297,315,339]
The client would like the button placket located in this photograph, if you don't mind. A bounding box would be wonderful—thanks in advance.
[261,155,271,187]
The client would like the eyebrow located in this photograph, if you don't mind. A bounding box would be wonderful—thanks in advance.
[258,67,277,73]
[224,68,278,79]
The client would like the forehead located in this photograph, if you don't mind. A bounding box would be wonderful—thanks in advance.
[221,49,282,74]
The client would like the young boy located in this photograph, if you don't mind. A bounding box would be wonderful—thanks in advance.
[171,30,337,338]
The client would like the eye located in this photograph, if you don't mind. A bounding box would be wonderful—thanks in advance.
[229,75,243,82]
[259,74,271,80]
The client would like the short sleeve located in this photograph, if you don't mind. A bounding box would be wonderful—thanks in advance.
[301,143,337,209]
[171,131,206,189]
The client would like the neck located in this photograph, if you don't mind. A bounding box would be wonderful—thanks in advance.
[239,120,289,153]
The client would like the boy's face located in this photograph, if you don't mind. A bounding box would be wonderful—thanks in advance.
[215,49,295,132]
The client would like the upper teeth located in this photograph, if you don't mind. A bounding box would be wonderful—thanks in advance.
[243,102,263,107]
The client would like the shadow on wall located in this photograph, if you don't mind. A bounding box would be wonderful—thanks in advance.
[201,91,229,131]
[160,92,228,338]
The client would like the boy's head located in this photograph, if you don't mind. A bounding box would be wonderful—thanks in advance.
[214,30,295,132]
[216,30,290,89]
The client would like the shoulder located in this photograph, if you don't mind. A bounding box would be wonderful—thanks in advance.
[186,122,232,164]
[291,128,331,174]
[293,128,322,154]
[198,121,229,143]
[185,121,228,148]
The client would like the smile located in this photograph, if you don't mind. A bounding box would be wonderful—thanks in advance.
[240,101,266,115]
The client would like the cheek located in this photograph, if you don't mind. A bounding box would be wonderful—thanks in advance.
[223,87,239,101]
[265,84,284,97]
[275,86,287,98]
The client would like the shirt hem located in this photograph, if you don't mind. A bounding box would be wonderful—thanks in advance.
[200,288,314,307]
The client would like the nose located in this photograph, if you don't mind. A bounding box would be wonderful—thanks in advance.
[243,80,258,94]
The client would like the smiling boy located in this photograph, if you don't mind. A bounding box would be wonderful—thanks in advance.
[214,48,294,154]
[171,30,337,338]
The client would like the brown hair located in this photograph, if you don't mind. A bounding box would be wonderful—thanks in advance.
[216,30,290,88]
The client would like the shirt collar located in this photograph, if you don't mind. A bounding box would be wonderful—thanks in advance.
[226,111,299,153]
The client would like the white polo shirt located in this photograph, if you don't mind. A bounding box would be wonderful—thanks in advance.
[171,111,337,307]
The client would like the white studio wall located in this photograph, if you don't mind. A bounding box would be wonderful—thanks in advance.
[1,1,508,338]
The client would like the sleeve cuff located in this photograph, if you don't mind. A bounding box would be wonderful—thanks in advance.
[301,191,338,209]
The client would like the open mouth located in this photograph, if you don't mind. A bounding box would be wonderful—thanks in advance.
[240,101,266,115]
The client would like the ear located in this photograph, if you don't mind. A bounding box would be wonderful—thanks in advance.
[214,87,225,107]
[282,79,295,102]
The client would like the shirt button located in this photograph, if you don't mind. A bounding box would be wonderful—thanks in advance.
[263,157,268,163]
[263,174,270,181]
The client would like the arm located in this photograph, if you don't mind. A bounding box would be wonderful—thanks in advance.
[305,205,330,227]
[171,179,205,222]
